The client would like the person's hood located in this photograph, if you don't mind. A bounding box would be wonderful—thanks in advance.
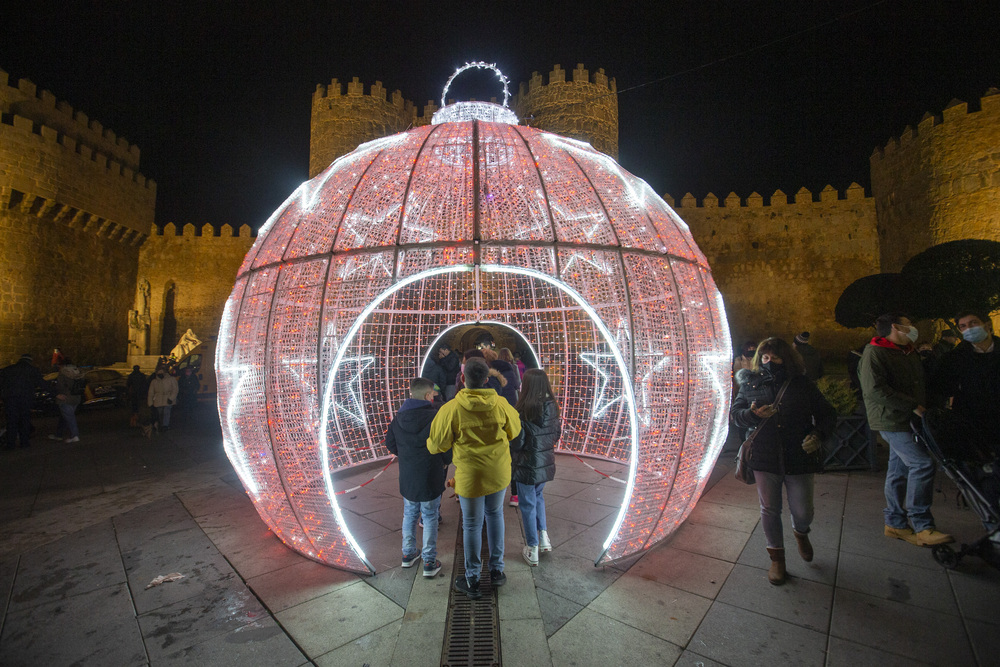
[870,337,913,353]
[59,364,82,378]
[399,398,431,412]
[735,368,753,386]
[394,400,437,435]
[491,359,514,373]
[456,387,502,411]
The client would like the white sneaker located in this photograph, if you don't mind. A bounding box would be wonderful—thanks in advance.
[539,530,552,553]
[48,434,61,441]
[522,545,539,566]
[65,436,80,443]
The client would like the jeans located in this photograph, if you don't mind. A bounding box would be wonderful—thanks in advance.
[881,430,937,532]
[516,481,548,547]
[755,471,814,549]
[458,489,505,582]
[56,402,79,439]
[155,405,172,428]
[402,497,441,563]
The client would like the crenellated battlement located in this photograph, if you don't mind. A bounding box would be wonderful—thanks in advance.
[152,222,256,238]
[869,86,1000,271]
[871,88,1000,162]
[665,183,868,209]
[0,112,155,191]
[516,63,617,97]
[0,69,141,169]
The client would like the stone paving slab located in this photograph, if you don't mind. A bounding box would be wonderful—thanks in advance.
[2,582,147,666]
[8,518,125,614]
[273,580,404,657]
[548,608,683,666]
[830,587,976,665]
[689,601,828,667]
[589,574,712,646]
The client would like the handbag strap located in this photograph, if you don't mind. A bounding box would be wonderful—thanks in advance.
[772,379,792,410]
[745,379,792,447]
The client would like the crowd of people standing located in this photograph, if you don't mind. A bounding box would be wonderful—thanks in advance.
[389,335,559,600]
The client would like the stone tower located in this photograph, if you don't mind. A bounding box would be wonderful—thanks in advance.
[870,88,1000,272]
[514,64,619,160]
[0,69,156,365]
[309,78,418,178]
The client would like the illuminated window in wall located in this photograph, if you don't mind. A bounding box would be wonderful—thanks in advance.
[217,65,732,573]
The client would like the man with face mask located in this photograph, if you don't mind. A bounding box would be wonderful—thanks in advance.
[860,312,953,547]
[147,367,179,432]
[931,311,1000,453]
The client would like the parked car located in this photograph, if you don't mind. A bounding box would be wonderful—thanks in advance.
[34,368,127,413]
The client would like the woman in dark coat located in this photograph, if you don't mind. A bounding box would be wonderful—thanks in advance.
[731,337,836,585]
[510,369,560,566]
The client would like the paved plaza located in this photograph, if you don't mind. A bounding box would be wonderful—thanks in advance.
[0,404,997,666]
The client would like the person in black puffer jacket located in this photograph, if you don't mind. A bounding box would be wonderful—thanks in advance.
[510,369,560,566]
[731,337,836,585]
[384,377,452,577]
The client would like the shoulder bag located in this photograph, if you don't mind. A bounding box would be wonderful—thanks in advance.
[734,379,791,484]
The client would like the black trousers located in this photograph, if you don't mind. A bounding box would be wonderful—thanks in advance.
[3,397,33,447]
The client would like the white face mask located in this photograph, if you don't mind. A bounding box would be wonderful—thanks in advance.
[904,326,919,343]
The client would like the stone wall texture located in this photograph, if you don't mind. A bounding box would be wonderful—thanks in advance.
[871,89,1000,271]
[514,64,619,160]
[674,184,879,353]
[309,78,419,178]
[0,69,154,366]
[137,223,254,357]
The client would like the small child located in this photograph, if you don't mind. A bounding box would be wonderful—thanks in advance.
[384,378,451,578]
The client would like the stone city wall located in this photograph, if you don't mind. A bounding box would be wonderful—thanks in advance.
[0,206,142,367]
[672,184,879,356]
[870,89,1000,271]
[0,70,154,366]
[137,223,255,358]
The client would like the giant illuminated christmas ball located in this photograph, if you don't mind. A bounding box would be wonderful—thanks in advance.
[218,63,731,573]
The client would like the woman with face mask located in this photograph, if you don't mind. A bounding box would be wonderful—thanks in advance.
[731,337,837,585]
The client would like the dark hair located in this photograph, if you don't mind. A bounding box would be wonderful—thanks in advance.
[438,343,451,353]
[956,310,990,326]
[741,340,756,355]
[475,333,495,349]
[463,357,490,389]
[874,312,910,338]
[463,349,485,361]
[514,368,559,423]
[751,337,805,376]
[410,377,436,397]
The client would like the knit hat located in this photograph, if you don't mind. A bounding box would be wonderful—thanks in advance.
[795,332,810,344]
[20,354,33,362]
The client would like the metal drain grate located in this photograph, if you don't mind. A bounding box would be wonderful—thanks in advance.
[441,520,501,667]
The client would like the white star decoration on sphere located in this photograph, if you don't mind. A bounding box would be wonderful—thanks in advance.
[333,355,375,426]
[579,351,625,419]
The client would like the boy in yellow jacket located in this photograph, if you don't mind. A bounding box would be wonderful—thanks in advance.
[428,357,521,599]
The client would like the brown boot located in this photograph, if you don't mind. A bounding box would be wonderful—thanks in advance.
[793,530,814,562]
[766,547,786,585]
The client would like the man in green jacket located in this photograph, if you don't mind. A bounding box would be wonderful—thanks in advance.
[860,313,953,547]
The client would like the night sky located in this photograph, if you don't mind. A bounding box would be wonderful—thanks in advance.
[3,1,996,228]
